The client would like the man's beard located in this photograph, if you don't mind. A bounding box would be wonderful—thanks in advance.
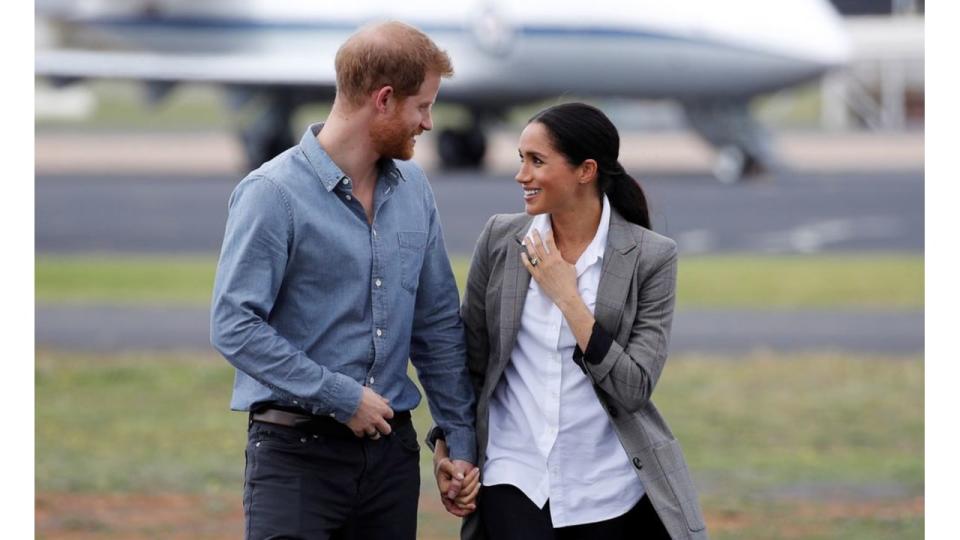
[371,112,418,161]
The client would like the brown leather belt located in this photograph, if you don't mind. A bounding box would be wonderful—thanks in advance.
[251,407,411,435]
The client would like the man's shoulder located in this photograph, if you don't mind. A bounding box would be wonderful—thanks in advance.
[393,159,429,186]
[249,146,307,185]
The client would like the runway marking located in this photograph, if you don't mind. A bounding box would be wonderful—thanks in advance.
[677,229,715,254]
[752,216,904,253]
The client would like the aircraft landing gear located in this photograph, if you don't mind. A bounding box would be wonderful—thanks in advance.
[683,100,777,183]
[712,145,770,184]
[240,97,295,171]
[437,126,487,169]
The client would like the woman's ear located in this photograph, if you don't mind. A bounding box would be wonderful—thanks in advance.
[579,159,598,184]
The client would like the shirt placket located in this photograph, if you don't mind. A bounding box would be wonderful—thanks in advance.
[365,173,397,392]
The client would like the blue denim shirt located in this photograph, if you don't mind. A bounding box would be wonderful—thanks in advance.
[211,123,476,462]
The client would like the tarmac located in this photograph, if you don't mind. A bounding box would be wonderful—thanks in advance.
[35,129,924,176]
[34,129,924,354]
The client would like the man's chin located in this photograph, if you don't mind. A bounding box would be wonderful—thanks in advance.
[392,144,415,161]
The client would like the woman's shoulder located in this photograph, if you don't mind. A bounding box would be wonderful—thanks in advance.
[481,212,534,243]
[610,210,676,249]
[610,216,678,269]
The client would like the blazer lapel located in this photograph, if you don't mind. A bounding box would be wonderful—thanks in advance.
[594,211,641,335]
[493,230,532,390]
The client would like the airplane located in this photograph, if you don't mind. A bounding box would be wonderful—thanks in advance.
[35,0,851,182]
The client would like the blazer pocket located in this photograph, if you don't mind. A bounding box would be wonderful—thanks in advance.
[398,231,428,293]
[653,439,707,532]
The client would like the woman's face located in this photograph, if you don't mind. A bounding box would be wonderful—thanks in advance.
[515,122,588,216]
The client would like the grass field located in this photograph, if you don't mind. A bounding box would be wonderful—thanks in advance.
[36,350,923,539]
[36,252,924,309]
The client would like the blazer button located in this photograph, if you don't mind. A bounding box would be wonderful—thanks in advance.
[632,457,643,470]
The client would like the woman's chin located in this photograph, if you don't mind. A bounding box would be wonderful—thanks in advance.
[523,201,546,215]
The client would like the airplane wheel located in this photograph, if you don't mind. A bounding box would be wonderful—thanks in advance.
[438,128,486,169]
[241,129,294,171]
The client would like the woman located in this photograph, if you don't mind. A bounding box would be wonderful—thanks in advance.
[433,103,708,540]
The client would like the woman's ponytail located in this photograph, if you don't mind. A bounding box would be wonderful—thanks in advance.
[598,161,651,230]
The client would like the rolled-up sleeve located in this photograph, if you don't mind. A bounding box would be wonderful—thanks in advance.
[408,182,477,463]
[210,175,363,422]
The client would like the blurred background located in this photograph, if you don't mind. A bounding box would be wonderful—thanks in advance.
[35,1,924,538]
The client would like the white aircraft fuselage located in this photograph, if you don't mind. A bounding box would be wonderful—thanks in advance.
[37,0,852,179]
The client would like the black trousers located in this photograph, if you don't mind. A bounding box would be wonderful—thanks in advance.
[243,417,420,540]
[479,483,672,540]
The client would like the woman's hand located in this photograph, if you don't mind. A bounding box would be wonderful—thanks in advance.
[521,229,579,306]
[521,228,596,350]
[433,439,480,517]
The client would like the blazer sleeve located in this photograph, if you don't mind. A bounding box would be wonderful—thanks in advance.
[580,239,678,414]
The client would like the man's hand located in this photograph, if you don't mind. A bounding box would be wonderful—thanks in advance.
[346,387,394,438]
[433,440,480,517]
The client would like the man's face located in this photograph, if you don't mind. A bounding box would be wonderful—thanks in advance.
[370,72,441,160]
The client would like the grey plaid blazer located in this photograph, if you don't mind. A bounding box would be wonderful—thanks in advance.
[458,209,708,540]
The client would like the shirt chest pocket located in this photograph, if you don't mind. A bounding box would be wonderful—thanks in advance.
[398,231,428,293]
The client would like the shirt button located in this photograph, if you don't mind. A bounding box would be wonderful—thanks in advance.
[376,329,383,337]
[372,228,377,236]
[369,377,375,384]
[329,413,336,418]
[342,177,350,185]
[292,400,298,405]
[375,279,382,287]
[345,194,352,201]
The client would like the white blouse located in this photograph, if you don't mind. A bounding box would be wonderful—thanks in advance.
[482,195,645,527]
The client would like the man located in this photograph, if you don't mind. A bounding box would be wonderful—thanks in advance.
[210,21,476,539]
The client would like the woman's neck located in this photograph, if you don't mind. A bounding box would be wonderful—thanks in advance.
[549,196,602,262]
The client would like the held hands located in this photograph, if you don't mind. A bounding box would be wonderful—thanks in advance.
[433,439,480,517]
[346,386,394,439]
[521,229,579,306]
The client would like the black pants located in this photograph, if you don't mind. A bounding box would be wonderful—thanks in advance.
[479,483,672,540]
[243,418,420,540]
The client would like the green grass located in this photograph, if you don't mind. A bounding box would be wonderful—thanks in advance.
[36,255,218,306]
[36,350,923,538]
[36,253,923,309]
[675,254,923,309]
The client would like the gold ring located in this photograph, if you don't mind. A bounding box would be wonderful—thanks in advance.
[529,256,540,267]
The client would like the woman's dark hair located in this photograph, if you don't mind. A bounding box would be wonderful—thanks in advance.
[529,102,651,229]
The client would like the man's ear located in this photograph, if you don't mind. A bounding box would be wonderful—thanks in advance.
[373,86,394,114]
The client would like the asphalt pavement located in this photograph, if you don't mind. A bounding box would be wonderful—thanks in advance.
[34,132,924,354]
[35,305,923,355]
[36,169,923,256]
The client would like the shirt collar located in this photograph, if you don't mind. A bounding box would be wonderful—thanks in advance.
[299,122,406,192]
[525,194,611,277]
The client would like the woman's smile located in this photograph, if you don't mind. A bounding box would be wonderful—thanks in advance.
[523,187,542,200]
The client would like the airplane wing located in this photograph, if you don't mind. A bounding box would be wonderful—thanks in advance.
[35,49,338,88]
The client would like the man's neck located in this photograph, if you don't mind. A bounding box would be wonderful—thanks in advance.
[316,108,381,189]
